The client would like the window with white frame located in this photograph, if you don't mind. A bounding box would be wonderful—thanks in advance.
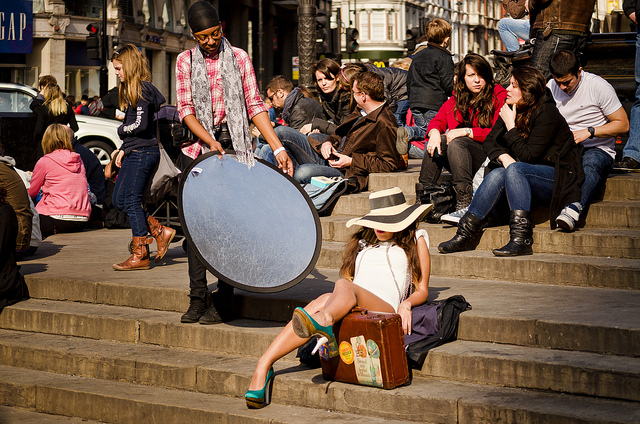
[371,10,385,41]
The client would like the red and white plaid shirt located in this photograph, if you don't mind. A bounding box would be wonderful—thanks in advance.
[175,45,267,159]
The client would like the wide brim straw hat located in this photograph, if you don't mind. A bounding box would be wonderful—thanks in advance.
[346,187,433,232]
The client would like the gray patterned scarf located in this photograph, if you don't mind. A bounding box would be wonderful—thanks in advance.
[191,38,255,167]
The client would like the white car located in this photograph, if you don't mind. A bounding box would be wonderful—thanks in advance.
[0,82,122,166]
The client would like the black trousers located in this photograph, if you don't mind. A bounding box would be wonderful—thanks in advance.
[39,215,86,239]
[418,135,487,191]
[177,153,234,307]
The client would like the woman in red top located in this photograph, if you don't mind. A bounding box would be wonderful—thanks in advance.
[416,54,507,217]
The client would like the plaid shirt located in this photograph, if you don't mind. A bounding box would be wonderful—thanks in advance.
[175,45,267,159]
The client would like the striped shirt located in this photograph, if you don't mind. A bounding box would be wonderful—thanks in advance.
[175,45,267,159]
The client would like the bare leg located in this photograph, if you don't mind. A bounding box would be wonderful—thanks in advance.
[313,278,394,327]
[248,293,331,391]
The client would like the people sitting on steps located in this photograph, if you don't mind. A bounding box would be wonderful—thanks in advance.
[264,70,406,193]
[265,75,323,132]
[547,50,630,231]
[438,66,584,257]
[415,53,507,224]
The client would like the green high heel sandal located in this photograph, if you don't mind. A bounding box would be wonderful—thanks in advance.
[291,307,335,353]
[245,367,274,409]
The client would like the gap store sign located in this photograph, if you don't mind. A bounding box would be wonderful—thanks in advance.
[0,0,33,53]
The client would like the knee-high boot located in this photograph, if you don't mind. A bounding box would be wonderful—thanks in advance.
[492,210,533,256]
[113,236,151,270]
[438,212,485,254]
[147,215,176,262]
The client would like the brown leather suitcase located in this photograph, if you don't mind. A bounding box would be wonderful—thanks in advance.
[318,308,410,389]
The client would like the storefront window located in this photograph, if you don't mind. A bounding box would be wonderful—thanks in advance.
[64,0,102,18]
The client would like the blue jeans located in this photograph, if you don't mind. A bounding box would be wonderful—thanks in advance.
[395,99,410,127]
[112,146,159,237]
[468,162,555,219]
[531,31,587,80]
[581,147,613,207]
[408,143,425,159]
[406,108,437,140]
[622,29,640,162]
[497,17,530,52]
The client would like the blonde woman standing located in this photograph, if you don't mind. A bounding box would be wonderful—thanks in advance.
[110,44,175,271]
[33,82,78,158]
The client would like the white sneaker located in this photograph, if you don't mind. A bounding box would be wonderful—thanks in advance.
[555,203,582,232]
[441,206,469,225]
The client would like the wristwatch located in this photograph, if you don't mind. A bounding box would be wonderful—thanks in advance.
[587,127,595,139]
[465,128,472,137]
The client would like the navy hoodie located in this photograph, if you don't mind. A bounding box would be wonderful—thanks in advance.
[117,81,166,154]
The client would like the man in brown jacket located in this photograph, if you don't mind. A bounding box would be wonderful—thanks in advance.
[529,0,596,79]
[276,70,405,193]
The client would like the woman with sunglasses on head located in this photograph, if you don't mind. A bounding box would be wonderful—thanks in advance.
[416,53,508,223]
[110,44,175,271]
[438,66,584,257]
[299,59,352,136]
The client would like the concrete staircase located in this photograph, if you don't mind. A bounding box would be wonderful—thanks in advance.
[1,161,639,423]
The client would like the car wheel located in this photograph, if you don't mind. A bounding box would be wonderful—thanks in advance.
[84,140,115,167]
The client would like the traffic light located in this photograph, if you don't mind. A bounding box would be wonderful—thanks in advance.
[316,15,330,55]
[86,23,102,60]
[405,27,420,52]
[345,27,359,54]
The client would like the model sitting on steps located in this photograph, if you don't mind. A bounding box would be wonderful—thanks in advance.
[246,188,432,409]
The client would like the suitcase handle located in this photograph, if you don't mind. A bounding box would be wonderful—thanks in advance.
[351,307,368,315]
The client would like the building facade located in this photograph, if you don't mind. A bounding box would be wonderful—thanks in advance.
[0,0,302,101]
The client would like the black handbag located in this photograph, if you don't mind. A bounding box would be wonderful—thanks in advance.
[417,180,456,223]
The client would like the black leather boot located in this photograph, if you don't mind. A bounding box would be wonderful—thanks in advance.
[180,298,207,323]
[492,210,533,256]
[438,212,485,253]
[454,184,473,211]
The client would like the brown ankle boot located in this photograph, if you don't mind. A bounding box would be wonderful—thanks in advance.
[113,236,151,270]
[146,215,176,262]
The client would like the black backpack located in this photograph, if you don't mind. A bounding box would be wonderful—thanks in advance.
[404,295,471,370]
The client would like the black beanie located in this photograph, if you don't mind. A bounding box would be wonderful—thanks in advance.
[188,1,220,33]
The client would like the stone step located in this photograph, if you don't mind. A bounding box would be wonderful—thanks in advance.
[332,191,640,230]
[8,272,640,358]
[0,366,406,424]
[318,241,640,290]
[0,406,106,423]
[422,340,640,402]
[1,327,638,403]
[367,164,640,202]
[321,216,640,259]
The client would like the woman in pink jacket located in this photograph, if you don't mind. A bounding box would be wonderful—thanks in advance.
[416,54,507,220]
[28,124,91,238]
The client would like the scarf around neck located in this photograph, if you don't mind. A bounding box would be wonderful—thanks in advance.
[190,37,255,167]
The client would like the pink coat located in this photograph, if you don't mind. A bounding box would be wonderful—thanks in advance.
[412,84,508,150]
[28,149,91,218]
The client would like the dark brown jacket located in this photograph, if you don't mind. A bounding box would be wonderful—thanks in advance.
[502,0,527,19]
[529,0,596,36]
[309,102,404,189]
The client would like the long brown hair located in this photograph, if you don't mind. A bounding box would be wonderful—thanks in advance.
[453,54,496,128]
[340,221,422,286]
[112,44,152,111]
[511,66,547,139]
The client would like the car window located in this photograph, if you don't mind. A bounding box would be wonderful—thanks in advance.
[0,89,34,113]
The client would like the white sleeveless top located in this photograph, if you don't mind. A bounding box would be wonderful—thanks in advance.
[352,229,429,312]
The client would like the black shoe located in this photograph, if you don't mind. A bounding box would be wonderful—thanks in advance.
[345,177,361,194]
[492,210,533,257]
[614,157,640,171]
[199,305,223,325]
[181,299,207,323]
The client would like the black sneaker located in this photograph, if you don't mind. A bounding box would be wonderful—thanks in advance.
[614,157,640,171]
[180,299,207,323]
[199,305,223,325]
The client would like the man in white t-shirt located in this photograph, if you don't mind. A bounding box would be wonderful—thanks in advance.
[548,50,630,231]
